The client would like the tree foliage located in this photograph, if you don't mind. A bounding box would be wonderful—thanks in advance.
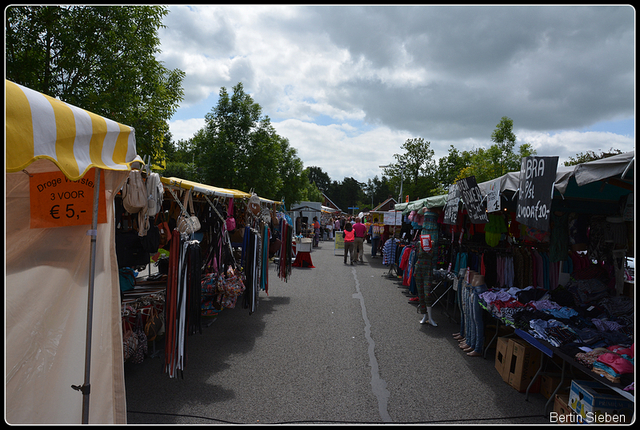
[456,117,536,184]
[564,148,623,166]
[381,138,438,202]
[5,5,185,165]
[306,166,332,193]
[193,83,305,205]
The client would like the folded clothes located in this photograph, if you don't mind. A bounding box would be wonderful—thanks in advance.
[575,348,609,369]
[545,306,579,319]
[596,352,634,375]
[607,344,634,358]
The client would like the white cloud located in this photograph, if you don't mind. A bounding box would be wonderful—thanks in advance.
[159,5,634,184]
[169,118,206,142]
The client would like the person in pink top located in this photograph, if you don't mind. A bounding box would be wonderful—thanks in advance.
[352,217,367,263]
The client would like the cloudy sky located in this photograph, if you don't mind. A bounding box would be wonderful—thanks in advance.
[158,5,635,183]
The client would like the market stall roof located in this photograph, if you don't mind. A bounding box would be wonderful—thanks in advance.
[6,80,141,180]
[394,194,448,213]
[161,176,250,198]
[321,205,340,213]
[161,176,281,204]
[6,79,139,424]
[394,151,634,216]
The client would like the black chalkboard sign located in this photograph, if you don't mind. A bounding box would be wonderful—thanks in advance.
[443,183,459,225]
[458,176,488,224]
[516,156,558,231]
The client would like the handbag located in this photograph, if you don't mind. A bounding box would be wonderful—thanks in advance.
[144,305,164,342]
[226,198,236,232]
[122,319,138,362]
[119,267,137,292]
[130,313,148,364]
[217,266,245,309]
[121,169,148,214]
[177,190,201,235]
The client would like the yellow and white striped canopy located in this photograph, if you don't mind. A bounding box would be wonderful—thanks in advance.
[6,80,141,181]
[161,176,249,199]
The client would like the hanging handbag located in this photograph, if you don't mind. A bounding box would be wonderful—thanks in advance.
[122,319,138,362]
[144,305,164,342]
[217,266,245,309]
[226,198,236,232]
[177,190,201,235]
[130,313,148,364]
[146,172,164,217]
[121,169,148,214]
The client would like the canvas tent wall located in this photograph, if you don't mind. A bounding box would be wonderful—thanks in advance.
[5,80,141,424]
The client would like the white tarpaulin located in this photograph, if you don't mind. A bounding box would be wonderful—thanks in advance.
[5,80,140,424]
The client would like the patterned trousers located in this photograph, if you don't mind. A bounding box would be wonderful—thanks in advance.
[414,255,436,313]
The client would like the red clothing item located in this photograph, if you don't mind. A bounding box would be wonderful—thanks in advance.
[353,222,367,238]
[344,229,355,242]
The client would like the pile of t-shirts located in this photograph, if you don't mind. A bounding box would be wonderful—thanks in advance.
[589,344,634,384]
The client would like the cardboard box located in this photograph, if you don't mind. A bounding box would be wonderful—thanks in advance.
[494,336,510,382]
[552,393,575,424]
[541,374,570,399]
[568,380,634,424]
[506,338,541,392]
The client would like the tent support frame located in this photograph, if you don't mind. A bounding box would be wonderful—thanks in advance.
[73,168,101,423]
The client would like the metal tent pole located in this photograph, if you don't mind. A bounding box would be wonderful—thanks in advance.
[73,168,101,423]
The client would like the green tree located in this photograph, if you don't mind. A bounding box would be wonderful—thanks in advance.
[435,145,473,192]
[366,175,394,208]
[306,166,331,192]
[382,137,438,201]
[564,148,623,166]
[490,116,518,174]
[275,136,307,207]
[457,117,536,184]
[197,82,305,203]
[5,5,185,165]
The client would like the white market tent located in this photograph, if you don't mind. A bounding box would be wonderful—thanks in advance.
[5,80,142,424]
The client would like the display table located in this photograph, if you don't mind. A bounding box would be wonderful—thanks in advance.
[514,328,634,405]
[480,302,634,417]
[292,238,314,268]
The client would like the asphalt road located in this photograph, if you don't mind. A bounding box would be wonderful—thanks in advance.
[125,239,550,424]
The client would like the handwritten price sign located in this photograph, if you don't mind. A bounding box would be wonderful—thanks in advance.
[515,156,558,231]
[29,169,107,229]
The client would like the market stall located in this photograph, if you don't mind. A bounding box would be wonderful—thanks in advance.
[5,80,141,424]
[117,174,294,377]
[383,153,635,418]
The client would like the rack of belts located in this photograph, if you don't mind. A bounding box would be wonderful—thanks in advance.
[163,188,203,378]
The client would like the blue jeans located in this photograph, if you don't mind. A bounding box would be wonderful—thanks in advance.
[465,283,488,353]
[371,237,380,256]
[456,271,466,336]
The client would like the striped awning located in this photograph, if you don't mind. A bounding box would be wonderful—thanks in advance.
[6,80,141,180]
[161,176,251,199]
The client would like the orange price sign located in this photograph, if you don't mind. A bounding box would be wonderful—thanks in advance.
[29,168,107,229]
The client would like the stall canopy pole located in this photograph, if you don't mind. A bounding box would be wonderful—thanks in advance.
[72,168,101,423]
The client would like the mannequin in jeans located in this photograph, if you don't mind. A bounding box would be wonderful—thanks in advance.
[457,270,476,350]
[462,274,488,357]
[452,267,468,343]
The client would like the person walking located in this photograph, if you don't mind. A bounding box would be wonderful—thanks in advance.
[370,221,381,257]
[312,216,320,247]
[343,222,355,265]
[352,217,367,263]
